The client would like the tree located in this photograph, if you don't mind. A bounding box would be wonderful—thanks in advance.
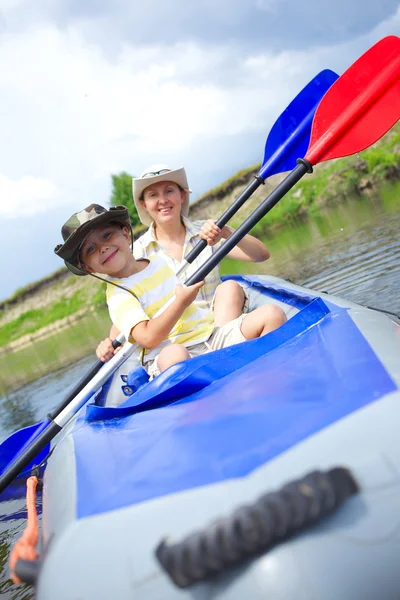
[110,172,141,228]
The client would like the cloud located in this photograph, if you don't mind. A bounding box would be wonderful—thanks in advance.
[0,1,399,297]
[0,7,398,204]
[0,8,398,216]
[0,26,318,209]
[1,0,398,54]
[0,173,61,218]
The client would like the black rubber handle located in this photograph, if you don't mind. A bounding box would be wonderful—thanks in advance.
[155,466,359,588]
[14,559,41,586]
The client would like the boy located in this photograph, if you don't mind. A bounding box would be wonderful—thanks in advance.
[55,204,286,377]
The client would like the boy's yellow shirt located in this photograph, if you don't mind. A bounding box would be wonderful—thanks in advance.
[106,256,214,363]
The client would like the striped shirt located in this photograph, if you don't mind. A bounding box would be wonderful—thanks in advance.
[133,217,222,309]
[106,256,215,363]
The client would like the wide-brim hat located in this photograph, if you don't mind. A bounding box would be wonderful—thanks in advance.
[54,204,131,276]
[132,165,191,226]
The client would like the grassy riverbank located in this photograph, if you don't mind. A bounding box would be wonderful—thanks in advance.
[0,308,111,396]
[0,286,105,347]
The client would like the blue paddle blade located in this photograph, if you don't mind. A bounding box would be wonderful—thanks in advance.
[260,69,339,179]
[0,420,50,478]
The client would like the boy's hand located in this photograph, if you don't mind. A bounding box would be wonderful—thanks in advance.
[175,281,204,308]
[96,337,121,362]
[199,220,232,246]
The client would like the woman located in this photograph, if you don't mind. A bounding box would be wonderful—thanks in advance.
[96,164,275,361]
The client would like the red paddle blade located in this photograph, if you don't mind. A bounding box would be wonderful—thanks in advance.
[306,35,400,165]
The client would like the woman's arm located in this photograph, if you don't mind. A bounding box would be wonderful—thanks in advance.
[199,220,270,262]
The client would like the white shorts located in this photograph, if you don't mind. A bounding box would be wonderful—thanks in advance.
[145,314,247,379]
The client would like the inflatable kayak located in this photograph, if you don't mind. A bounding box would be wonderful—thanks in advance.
[33,274,400,600]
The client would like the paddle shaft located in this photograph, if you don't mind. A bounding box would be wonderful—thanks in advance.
[185,159,312,285]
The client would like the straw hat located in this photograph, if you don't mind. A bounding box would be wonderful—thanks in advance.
[132,164,191,226]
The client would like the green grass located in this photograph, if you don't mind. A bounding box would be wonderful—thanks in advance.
[0,286,107,347]
[91,282,107,306]
[0,267,67,306]
[363,148,398,171]
[379,179,400,212]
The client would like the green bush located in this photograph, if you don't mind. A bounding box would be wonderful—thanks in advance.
[363,148,399,172]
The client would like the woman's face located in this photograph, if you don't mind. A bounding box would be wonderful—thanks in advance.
[140,181,185,225]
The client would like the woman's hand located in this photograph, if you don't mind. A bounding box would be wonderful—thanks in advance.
[175,281,205,308]
[199,220,232,246]
[96,337,121,362]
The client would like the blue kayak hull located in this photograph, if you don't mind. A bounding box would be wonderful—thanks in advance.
[37,275,400,600]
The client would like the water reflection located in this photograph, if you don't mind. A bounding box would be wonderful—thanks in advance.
[0,354,95,440]
[0,503,35,600]
[0,395,36,437]
[223,190,400,314]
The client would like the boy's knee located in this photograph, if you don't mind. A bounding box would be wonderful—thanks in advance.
[216,280,244,299]
[158,344,190,371]
[264,304,287,326]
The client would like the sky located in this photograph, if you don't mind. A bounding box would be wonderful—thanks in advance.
[0,0,399,300]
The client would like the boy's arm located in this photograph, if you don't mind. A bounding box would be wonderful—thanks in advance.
[199,221,270,262]
[109,323,120,340]
[131,282,204,350]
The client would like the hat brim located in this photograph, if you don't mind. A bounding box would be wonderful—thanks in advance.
[64,260,88,276]
[54,205,131,272]
[132,167,191,227]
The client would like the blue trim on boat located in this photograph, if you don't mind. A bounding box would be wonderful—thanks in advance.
[223,274,349,312]
[223,274,319,307]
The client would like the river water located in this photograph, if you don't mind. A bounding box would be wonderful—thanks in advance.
[0,188,399,598]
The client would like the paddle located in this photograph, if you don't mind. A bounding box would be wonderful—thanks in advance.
[0,334,125,484]
[185,35,400,284]
[0,71,338,486]
[0,34,399,494]
[178,69,339,277]
[0,339,136,494]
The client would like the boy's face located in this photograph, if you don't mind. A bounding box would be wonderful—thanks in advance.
[79,224,132,276]
[140,181,184,225]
